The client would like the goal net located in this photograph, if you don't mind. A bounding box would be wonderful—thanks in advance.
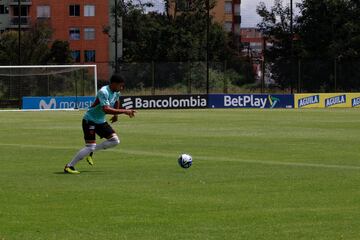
[0,65,97,110]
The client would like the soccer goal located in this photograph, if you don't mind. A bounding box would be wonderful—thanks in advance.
[0,65,98,110]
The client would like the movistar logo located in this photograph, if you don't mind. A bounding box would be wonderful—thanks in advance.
[298,95,319,108]
[352,97,360,107]
[39,98,56,109]
[325,95,346,107]
[268,96,280,108]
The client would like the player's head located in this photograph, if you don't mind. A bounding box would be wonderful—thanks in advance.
[110,74,125,91]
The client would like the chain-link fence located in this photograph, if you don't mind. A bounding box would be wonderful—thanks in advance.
[115,59,360,96]
[1,59,359,108]
[261,58,360,94]
[114,61,255,96]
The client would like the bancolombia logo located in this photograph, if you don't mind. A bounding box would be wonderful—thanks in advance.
[298,95,320,108]
[121,95,208,109]
[325,95,346,107]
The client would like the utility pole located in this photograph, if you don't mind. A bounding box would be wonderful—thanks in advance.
[261,37,266,93]
[290,0,293,94]
[114,0,119,73]
[18,0,21,65]
[206,0,210,94]
[290,0,293,37]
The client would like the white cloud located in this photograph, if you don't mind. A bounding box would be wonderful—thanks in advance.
[241,0,302,27]
[147,0,302,28]
[145,0,165,13]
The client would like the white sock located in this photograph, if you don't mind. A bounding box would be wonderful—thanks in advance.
[94,136,120,151]
[68,144,96,167]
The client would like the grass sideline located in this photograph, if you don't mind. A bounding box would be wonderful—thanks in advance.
[0,109,360,240]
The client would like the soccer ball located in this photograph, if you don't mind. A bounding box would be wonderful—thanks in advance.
[178,154,193,169]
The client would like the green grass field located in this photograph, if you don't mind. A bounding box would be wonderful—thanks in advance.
[1,109,360,240]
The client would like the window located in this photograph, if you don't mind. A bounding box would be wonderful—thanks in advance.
[224,21,232,32]
[84,5,95,17]
[69,28,80,40]
[84,28,95,40]
[71,50,81,63]
[0,5,8,14]
[84,50,96,62]
[13,6,28,16]
[225,2,232,14]
[69,4,80,16]
[37,6,50,18]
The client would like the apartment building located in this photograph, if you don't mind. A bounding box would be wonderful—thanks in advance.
[0,0,111,80]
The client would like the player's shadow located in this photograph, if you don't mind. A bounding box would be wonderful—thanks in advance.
[53,170,105,175]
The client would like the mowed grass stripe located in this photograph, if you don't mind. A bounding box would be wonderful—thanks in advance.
[1,142,360,171]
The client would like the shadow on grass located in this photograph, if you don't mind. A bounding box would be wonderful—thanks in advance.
[53,170,105,175]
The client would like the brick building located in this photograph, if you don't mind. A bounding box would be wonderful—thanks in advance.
[167,0,241,37]
[0,0,112,80]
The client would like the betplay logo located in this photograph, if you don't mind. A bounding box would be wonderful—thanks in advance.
[223,95,280,108]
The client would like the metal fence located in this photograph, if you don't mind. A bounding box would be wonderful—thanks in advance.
[260,58,360,94]
[1,59,360,108]
[114,59,360,96]
[114,61,255,96]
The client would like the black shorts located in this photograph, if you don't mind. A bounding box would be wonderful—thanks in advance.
[82,119,116,141]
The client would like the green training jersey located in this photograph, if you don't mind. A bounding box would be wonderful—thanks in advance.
[84,85,121,124]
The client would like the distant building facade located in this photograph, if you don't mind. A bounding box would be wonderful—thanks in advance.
[241,27,274,84]
[241,28,264,81]
[167,0,241,37]
[0,0,115,80]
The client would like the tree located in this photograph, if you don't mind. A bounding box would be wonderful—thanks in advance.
[105,0,255,90]
[49,40,72,64]
[0,22,72,65]
[22,22,53,64]
[297,0,360,91]
[0,31,19,65]
[257,0,360,92]
[257,0,295,90]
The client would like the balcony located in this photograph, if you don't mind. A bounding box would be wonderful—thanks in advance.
[9,0,32,5]
[9,16,30,28]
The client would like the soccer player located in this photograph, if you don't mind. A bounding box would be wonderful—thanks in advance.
[64,74,136,174]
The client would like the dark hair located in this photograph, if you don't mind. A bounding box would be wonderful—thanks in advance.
[110,74,125,83]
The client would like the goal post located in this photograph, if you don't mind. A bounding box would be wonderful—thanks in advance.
[0,65,98,110]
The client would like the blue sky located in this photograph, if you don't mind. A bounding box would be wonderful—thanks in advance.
[147,0,302,27]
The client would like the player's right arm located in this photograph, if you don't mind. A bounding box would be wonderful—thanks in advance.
[102,106,136,118]
[97,89,136,118]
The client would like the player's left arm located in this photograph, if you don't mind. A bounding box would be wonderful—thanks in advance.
[110,101,120,123]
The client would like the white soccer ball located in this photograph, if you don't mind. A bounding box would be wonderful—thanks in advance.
[178,154,193,169]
